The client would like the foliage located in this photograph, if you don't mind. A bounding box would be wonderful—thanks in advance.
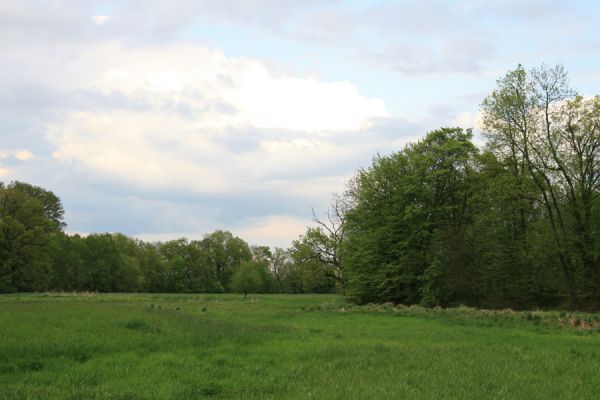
[230,260,265,298]
[200,230,253,291]
[0,182,304,294]
[0,182,63,292]
[481,64,600,307]
[334,64,600,309]
[343,127,478,304]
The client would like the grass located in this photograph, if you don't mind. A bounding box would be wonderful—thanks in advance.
[0,293,599,399]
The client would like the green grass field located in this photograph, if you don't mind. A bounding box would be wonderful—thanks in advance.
[1,293,599,399]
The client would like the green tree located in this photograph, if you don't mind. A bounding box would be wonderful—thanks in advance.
[344,127,478,304]
[7,181,65,230]
[80,233,139,292]
[251,245,289,292]
[137,242,167,292]
[231,260,264,298]
[279,260,304,293]
[0,182,64,292]
[159,238,222,293]
[201,230,252,291]
[50,233,86,291]
[111,234,142,292]
[289,236,337,293]
[482,64,600,306]
[269,247,290,292]
[167,256,189,292]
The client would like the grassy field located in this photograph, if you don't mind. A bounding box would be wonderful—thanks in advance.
[0,294,599,399]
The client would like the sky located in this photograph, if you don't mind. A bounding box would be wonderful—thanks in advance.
[2,0,600,248]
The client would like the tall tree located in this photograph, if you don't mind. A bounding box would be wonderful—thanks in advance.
[231,260,264,299]
[343,128,478,304]
[0,182,64,292]
[482,64,600,306]
[201,230,252,290]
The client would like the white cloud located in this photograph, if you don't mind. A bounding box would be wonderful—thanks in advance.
[87,45,388,131]
[0,149,34,161]
[14,150,34,161]
[453,111,483,130]
[46,43,389,198]
[91,15,111,26]
[233,75,388,131]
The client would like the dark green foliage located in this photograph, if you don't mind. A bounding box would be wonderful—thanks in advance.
[5,181,65,230]
[200,230,253,291]
[231,260,265,298]
[0,182,64,292]
[288,234,338,293]
[50,233,86,291]
[344,127,478,305]
[137,243,167,292]
[334,64,600,309]
[479,64,600,307]
[0,182,289,294]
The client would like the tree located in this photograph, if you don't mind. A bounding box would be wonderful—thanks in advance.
[269,248,290,291]
[279,260,304,293]
[159,238,222,293]
[50,233,86,291]
[290,195,348,292]
[137,242,167,292]
[289,235,337,293]
[468,151,552,308]
[0,182,65,292]
[482,64,600,306]
[7,181,65,231]
[343,127,478,304]
[111,234,142,292]
[251,245,290,292]
[81,234,125,292]
[231,260,264,298]
[201,230,252,290]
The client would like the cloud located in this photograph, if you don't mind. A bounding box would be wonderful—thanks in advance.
[4,0,596,248]
[149,0,497,75]
[0,149,35,164]
[2,1,595,82]
[91,15,110,26]
[453,111,483,130]
[14,150,34,161]
[0,4,407,246]
[45,43,388,197]
[232,215,313,248]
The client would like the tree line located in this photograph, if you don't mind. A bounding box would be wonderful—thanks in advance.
[0,181,338,295]
[326,64,599,309]
[2,64,599,309]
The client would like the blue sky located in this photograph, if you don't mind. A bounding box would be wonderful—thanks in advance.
[1,0,600,247]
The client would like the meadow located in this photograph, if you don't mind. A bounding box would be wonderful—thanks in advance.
[1,293,599,399]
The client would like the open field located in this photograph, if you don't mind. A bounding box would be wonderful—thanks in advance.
[1,294,599,399]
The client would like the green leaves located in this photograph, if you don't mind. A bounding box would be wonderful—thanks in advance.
[231,260,267,298]
[344,127,478,305]
[0,182,64,292]
[481,64,600,307]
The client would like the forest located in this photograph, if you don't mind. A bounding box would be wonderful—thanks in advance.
[2,64,599,309]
